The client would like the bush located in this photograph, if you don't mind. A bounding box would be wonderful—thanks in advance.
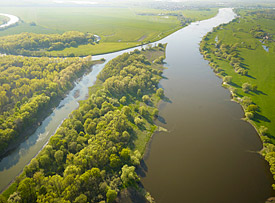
[156,88,164,98]
[142,95,150,104]
[245,112,254,119]
[246,104,259,113]
[106,189,117,203]
[259,126,268,136]
[223,76,232,84]
[242,82,252,93]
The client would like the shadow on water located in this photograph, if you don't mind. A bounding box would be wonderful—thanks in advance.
[137,159,148,178]
[157,116,167,124]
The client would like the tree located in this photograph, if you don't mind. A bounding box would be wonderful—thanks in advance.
[109,154,121,168]
[54,150,64,164]
[246,104,258,113]
[259,126,268,136]
[119,96,127,104]
[121,165,139,187]
[142,95,150,104]
[156,88,164,98]
[7,192,21,203]
[18,178,36,203]
[106,189,117,203]
[74,194,87,203]
[120,148,131,163]
[245,112,254,119]
[152,108,159,118]
[242,82,252,93]
[223,76,232,84]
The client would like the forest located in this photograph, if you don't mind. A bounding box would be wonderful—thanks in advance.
[0,55,94,156]
[0,31,97,56]
[0,44,166,202]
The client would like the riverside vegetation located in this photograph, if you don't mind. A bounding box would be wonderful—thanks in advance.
[0,31,98,57]
[0,44,167,202]
[200,9,275,189]
[0,54,100,157]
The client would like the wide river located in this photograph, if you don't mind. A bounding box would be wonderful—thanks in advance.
[0,8,273,202]
[140,8,274,203]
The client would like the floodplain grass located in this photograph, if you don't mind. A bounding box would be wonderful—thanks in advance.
[202,10,275,140]
[181,8,219,21]
[0,6,218,55]
[0,22,61,37]
[49,42,140,56]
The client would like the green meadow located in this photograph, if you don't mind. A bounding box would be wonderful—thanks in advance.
[0,6,218,55]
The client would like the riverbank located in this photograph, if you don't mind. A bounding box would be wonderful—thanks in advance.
[200,8,275,197]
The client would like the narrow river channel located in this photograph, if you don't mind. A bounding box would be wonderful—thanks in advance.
[140,8,274,203]
[0,8,273,202]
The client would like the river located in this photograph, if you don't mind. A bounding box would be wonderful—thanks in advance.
[140,8,274,203]
[0,8,273,202]
[0,13,19,29]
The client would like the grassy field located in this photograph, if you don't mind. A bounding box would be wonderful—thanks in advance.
[0,6,218,55]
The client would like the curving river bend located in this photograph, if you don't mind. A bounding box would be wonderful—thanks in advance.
[0,8,274,202]
[0,13,19,29]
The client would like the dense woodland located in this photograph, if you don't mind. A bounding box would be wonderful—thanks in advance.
[0,31,97,56]
[0,55,94,156]
[0,44,166,203]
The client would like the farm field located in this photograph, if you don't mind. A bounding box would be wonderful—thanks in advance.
[0,6,218,55]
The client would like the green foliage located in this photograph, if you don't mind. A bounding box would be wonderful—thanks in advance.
[121,165,139,187]
[245,112,254,120]
[246,104,259,113]
[0,31,96,56]
[142,95,150,104]
[242,82,252,93]
[0,56,91,155]
[106,189,117,203]
[223,76,232,84]
[156,88,164,98]
[6,45,166,202]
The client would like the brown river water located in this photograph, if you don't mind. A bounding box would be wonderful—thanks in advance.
[139,8,274,203]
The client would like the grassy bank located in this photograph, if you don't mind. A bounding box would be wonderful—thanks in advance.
[200,8,275,192]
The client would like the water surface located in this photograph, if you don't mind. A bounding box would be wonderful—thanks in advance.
[0,9,273,203]
[140,8,274,203]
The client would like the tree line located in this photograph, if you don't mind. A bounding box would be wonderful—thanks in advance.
[0,55,93,156]
[0,31,97,56]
